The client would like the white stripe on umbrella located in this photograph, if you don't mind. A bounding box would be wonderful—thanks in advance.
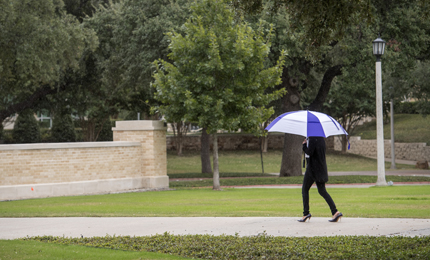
[265,110,348,138]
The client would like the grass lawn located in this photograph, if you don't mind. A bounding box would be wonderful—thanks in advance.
[2,186,430,218]
[0,239,189,260]
[169,175,430,188]
[354,113,430,145]
[167,150,418,178]
[20,235,430,260]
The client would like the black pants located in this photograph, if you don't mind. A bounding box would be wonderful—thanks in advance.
[302,170,337,216]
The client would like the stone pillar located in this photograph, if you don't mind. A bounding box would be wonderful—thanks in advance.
[112,120,169,189]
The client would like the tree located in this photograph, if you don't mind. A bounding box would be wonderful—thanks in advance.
[408,61,430,115]
[101,0,191,113]
[51,112,77,142]
[0,0,97,123]
[12,109,40,143]
[253,0,430,176]
[246,2,316,177]
[232,0,373,56]
[152,0,286,190]
[75,0,192,142]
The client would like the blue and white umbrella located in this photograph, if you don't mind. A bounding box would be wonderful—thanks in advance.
[265,110,348,138]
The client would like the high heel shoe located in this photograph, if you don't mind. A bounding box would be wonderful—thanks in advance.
[298,214,312,222]
[329,212,343,222]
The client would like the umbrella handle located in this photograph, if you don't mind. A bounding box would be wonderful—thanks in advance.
[303,152,306,168]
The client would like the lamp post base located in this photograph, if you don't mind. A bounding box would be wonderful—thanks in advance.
[376,179,388,186]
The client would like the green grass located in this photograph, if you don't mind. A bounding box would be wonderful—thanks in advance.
[0,239,189,260]
[2,186,430,218]
[354,114,430,145]
[167,150,418,178]
[169,175,430,188]
[22,235,430,260]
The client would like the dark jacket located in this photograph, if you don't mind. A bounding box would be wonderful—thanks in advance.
[302,137,328,183]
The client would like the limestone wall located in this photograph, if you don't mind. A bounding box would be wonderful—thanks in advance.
[166,133,428,162]
[166,133,286,151]
[333,136,430,161]
[0,120,168,201]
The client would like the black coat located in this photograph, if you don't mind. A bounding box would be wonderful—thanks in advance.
[302,137,328,183]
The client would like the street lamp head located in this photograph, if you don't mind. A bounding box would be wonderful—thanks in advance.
[372,36,386,58]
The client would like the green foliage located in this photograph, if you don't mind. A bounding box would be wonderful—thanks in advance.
[12,109,40,143]
[69,0,191,140]
[51,113,77,142]
[27,234,430,259]
[152,0,286,134]
[395,102,420,114]
[234,0,373,59]
[408,61,430,115]
[104,0,191,95]
[96,119,113,141]
[0,0,98,120]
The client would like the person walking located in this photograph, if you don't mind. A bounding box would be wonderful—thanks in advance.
[298,136,343,223]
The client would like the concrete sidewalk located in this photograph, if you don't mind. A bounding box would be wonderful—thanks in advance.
[1,217,429,239]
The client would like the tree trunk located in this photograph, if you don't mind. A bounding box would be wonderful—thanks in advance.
[341,135,348,153]
[279,67,303,177]
[80,118,96,142]
[212,132,221,190]
[173,121,184,156]
[341,114,348,153]
[201,127,212,173]
[262,135,268,153]
[280,134,303,176]
[262,121,268,153]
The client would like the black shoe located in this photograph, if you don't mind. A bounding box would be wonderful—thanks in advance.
[298,214,312,222]
[329,212,343,222]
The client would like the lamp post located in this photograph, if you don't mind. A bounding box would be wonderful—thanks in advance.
[389,86,396,169]
[373,36,388,186]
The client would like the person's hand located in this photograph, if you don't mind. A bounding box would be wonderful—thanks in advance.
[302,138,307,144]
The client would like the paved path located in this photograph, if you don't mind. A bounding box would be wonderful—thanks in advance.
[1,217,430,239]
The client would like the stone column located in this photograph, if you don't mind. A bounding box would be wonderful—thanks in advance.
[112,120,169,189]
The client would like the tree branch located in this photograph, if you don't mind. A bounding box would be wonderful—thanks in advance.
[307,64,343,112]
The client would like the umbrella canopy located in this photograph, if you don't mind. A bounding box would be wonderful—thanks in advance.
[265,110,348,138]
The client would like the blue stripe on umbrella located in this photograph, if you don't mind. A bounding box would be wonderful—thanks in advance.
[265,111,301,131]
[307,111,326,137]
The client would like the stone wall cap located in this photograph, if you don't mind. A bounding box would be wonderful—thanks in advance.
[112,120,167,131]
[0,141,140,151]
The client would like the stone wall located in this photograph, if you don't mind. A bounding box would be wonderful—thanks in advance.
[166,133,334,151]
[333,136,430,162]
[167,133,428,162]
[0,120,168,201]
[166,133,286,151]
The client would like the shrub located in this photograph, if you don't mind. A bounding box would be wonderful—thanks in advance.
[394,102,419,114]
[97,119,113,141]
[51,113,77,142]
[12,109,40,143]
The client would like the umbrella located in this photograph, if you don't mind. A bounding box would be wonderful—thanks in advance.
[265,110,348,138]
